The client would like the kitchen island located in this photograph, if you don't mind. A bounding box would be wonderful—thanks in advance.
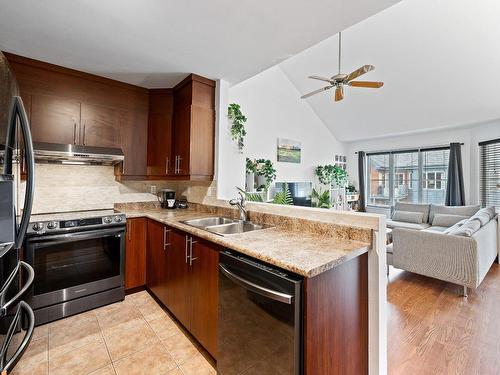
[116,201,386,375]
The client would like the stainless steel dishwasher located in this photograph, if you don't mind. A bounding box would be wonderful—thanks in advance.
[218,250,303,375]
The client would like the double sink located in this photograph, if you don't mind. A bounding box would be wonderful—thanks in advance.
[181,217,268,236]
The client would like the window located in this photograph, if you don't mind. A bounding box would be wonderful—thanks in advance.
[366,147,450,207]
[479,138,500,208]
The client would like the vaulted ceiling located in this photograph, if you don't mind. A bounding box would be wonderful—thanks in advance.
[0,0,399,87]
[280,0,500,142]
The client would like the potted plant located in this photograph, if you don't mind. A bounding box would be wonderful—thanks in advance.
[245,158,257,192]
[272,183,293,205]
[228,103,247,152]
[254,159,277,200]
[311,188,332,209]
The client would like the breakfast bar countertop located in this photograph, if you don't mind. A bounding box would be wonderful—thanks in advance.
[116,206,371,278]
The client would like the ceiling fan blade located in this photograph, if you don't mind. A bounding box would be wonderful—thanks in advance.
[334,86,344,102]
[348,81,384,88]
[308,75,334,83]
[345,65,375,82]
[301,85,333,99]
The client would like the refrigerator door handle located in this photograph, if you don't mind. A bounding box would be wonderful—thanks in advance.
[0,261,35,317]
[11,96,35,249]
[0,301,35,373]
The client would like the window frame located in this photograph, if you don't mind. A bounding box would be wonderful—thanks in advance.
[366,146,450,208]
[479,138,500,209]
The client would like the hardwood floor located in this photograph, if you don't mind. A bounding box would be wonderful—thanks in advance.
[388,262,500,375]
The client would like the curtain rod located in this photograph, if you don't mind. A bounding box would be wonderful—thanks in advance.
[354,143,464,155]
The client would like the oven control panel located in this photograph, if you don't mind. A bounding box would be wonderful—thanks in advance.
[27,213,127,235]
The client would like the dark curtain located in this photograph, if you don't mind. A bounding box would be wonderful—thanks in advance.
[445,143,465,206]
[358,151,366,212]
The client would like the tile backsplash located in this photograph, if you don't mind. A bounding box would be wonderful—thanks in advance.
[19,164,217,214]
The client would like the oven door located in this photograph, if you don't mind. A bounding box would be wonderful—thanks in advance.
[24,226,125,309]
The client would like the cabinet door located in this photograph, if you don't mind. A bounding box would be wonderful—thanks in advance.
[172,106,191,176]
[146,220,168,304]
[125,218,147,290]
[30,94,80,145]
[166,229,191,329]
[119,110,148,176]
[147,91,173,176]
[190,238,219,357]
[81,103,121,148]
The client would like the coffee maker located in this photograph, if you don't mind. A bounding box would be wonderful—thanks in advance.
[158,189,176,209]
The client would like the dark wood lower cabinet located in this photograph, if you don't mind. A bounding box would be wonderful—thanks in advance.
[146,220,219,358]
[125,218,147,290]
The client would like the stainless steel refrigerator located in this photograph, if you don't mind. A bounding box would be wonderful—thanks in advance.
[0,51,36,373]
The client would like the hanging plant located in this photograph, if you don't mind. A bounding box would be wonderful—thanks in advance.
[228,103,247,152]
[255,159,277,189]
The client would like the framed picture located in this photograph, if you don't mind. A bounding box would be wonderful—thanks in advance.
[277,138,301,163]
[335,155,339,161]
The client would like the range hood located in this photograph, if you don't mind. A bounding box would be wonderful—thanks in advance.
[34,142,124,166]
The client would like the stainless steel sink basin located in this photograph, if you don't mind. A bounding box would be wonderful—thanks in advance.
[205,222,267,236]
[182,217,235,228]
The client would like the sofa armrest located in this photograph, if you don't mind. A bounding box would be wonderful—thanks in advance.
[392,228,479,288]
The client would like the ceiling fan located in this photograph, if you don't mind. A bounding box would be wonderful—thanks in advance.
[301,32,384,102]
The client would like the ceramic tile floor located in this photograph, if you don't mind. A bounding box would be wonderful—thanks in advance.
[11,291,216,375]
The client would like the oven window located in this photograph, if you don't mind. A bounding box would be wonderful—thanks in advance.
[32,235,121,296]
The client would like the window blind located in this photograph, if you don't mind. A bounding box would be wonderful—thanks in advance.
[479,138,500,208]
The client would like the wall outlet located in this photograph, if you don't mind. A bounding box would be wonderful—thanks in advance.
[150,185,157,195]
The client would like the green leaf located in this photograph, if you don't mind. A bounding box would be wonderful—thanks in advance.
[272,183,294,205]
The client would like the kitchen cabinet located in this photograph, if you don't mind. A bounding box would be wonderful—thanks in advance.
[80,103,122,148]
[147,89,173,176]
[30,94,80,145]
[117,110,148,177]
[125,218,147,290]
[145,74,215,180]
[146,220,219,357]
[146,219,168,303]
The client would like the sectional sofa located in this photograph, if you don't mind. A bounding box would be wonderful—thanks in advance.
[386,202,499,296]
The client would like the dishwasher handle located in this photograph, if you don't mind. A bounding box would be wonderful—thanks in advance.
[219,263,294,305]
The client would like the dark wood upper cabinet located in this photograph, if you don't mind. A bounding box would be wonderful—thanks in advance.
[80,103,122,148]
[125,218,147,290]
[170,75,216,180]
[147,89,173,176]
[5,52,149,179]
[30,94,80,145]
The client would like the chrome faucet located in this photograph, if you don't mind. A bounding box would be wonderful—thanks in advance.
[229,192,248,222]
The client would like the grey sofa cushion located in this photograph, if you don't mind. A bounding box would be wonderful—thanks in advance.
[431,213,470,227]
[424,226,449,233]
[468,206,496,226]
[443,219,468,234]
[447,218,481,237]
[392,210,425,224]
[394,202,431,223]
[429,204,480,223]
[387,219,431,230]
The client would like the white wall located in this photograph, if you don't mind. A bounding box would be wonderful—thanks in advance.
[217,65,345,200]
[345,119,500,206]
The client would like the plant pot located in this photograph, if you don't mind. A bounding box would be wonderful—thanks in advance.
[245,173,255,192]
[256,175,266,191]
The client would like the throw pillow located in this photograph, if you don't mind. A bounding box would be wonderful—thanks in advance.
[447,218,481,237]
[443,219,467,234]
[469,206,496,226]
[432,214,470,227]
[392,210,425,224]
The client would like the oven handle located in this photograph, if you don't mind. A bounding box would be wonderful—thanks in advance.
[219,264,294,304]
[0,261,35,317]
[0,301,35,373]
[27,227,125,245]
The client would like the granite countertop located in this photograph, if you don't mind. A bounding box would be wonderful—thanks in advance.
[117,207,370,278]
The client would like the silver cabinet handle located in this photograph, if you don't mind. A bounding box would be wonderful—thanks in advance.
[189,239,198,266]
[185,235,190,263]
[177,156,182,174]
[82,123,86,145]
[219,264,294,304]
[165,157,170,175]
[163,228,171,250]
[73,122,77,144]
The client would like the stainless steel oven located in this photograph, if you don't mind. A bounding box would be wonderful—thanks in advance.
[23,212,126,325]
